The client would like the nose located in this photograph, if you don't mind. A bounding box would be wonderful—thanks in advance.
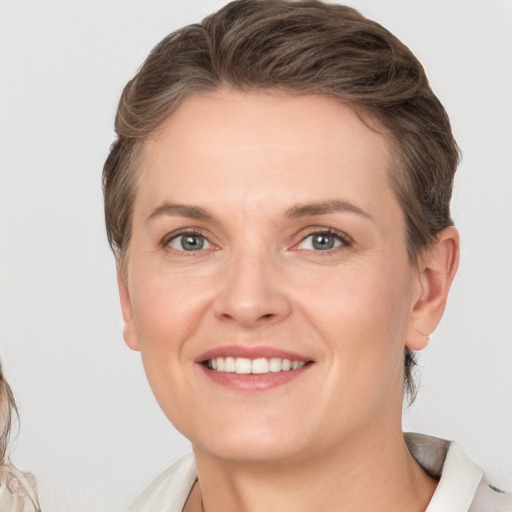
[212,249,292,328]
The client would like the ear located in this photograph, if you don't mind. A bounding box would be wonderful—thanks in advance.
[117,269,140,351]
[406,226,460,351]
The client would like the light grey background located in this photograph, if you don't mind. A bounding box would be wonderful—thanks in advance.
[1,1,511,511]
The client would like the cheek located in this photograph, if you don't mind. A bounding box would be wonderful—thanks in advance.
[300,259,411,333]
[131,267,208,344]
[128,279,204,430]
[298,261,412,383]
[128,273,209,392]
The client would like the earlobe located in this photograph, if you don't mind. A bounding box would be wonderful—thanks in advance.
[117,269,140,351]
[406,226,460,351]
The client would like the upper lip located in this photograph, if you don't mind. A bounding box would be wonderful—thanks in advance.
[195,345,313,364]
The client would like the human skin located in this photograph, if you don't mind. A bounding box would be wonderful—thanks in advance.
[118,89,459,512]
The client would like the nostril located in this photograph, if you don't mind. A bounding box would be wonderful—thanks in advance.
[214,290,292,326]
[219,311,276,325]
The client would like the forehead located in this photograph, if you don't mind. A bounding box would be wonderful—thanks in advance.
[147,89,389,162]
[137,89,399,225]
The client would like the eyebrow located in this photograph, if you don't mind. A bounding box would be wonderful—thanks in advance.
[145,202,214,224]
[285,200,373,221]
[145,199,373,225]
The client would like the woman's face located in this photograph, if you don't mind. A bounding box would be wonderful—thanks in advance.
[119,90,423,463]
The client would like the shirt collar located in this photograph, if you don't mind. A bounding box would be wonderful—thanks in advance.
[405,433,483,512]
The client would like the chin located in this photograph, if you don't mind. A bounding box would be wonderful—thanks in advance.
[183,413,315,464]
[197,436,307,465]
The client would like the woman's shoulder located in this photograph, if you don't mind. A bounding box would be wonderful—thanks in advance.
[405,432,512,512]
[0,464,41,512]
[127,454,197,512]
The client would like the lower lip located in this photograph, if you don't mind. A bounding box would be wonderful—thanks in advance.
[198,364,312,391]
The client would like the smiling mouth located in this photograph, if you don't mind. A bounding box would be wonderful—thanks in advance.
[204,357,310,375]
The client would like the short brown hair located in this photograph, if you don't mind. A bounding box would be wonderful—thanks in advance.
[103,0,459,400]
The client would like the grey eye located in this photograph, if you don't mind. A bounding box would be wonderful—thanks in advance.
[312,233,336,250]
[298,232,343,251]
[168,233,210,251]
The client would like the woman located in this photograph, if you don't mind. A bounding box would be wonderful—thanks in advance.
[0,361,41,512]
[103,1,511,510]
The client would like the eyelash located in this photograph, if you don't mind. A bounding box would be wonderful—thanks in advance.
[295,228,352,253]
[162,229,214,254]
[162,227,352,254]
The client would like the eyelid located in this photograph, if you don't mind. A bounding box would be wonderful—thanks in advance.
[293,227,352,251]
[160,226,351,253]
[161,227,216,251]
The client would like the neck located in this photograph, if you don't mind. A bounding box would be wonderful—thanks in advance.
[188,428,437,512]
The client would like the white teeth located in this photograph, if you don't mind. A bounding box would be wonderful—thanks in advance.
[235,357,252,374]
[251,358,269,374]
[224,356,235,372]
[269,357,282,372]
[207,357,307,374]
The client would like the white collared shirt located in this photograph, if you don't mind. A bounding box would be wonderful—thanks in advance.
[404,433,511,511]
[128,434,511,512]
